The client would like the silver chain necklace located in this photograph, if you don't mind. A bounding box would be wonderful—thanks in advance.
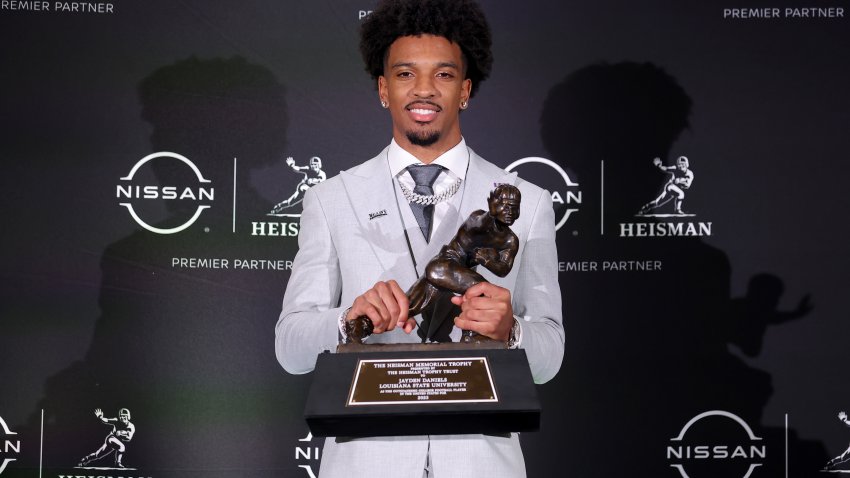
[399,177,463,205]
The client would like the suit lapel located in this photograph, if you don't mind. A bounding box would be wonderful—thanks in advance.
[340,151,412,276]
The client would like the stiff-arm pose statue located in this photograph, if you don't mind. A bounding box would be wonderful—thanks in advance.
[348,184,521,344]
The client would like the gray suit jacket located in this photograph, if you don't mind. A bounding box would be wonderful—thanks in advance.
[275,147,564,478]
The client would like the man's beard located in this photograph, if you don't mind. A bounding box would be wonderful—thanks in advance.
[406,129,440,147]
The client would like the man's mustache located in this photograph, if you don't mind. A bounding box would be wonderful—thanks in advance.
[405,100,442,111]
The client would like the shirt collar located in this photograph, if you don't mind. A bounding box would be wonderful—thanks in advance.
[388,138,469,180]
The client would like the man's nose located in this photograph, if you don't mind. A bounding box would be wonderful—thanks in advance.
[412,75,436,98]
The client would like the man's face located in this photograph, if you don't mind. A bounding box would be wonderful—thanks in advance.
[378,35,471,159]
[489,192,520,226]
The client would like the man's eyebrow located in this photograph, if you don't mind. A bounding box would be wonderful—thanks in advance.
[390,61,460,70]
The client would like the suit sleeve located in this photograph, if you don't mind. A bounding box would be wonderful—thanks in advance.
[275,186,344,374]
[513,189,565,384]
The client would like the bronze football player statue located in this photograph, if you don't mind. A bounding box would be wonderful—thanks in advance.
[348,184,521,344]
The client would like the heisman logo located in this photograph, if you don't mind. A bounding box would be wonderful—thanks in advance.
[117,151,214,234]
[823,410,850,472]
[269,156,327,216]
[620,155,712,237]
[667,410,766,478]
[0,416,21,475]
[252,155,327,237]
[638,156,695,217]
[504,157,580,231]
[76,408,136,471]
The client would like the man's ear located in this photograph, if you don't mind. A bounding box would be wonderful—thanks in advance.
[462,78,472,103]
[378,76,388,105]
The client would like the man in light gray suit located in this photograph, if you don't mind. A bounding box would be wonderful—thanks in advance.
[275,1,564,476]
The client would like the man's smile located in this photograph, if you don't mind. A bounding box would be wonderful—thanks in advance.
[406,101,441,122]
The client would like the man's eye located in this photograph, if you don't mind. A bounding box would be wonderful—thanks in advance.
[397,71,413,78]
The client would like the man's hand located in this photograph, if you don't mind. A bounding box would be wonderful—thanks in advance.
[94,408,103,419]
[451,282,513,341]
[347,280,416,334]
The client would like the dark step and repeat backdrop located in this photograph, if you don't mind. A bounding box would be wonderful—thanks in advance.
[1,1,848,477]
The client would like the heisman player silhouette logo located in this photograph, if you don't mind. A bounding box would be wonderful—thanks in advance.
[269,156,327,215]
[823,411,850,472]
[77,408,136,470]
[638,156,695,217]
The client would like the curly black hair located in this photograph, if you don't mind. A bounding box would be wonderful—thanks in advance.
[360,0,493,97]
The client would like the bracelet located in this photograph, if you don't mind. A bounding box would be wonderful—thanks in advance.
[338,307,352,342]
[507,318,521,349]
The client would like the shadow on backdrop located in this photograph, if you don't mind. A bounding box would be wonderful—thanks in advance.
[521,61,825,478]
[16,56,312,477]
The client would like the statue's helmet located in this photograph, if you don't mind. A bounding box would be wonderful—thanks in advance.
[310,156,322,168]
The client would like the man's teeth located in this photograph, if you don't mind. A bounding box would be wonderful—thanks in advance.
[411,108,436,115]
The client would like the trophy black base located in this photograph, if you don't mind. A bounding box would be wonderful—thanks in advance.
[304,347,540,438]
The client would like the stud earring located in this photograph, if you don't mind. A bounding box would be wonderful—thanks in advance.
[381,101,388,108]
[460,100,469,110]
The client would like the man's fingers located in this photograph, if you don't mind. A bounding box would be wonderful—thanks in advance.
[454,315,497,336]
[387,280,410,326]
[463,281,509,300]
[455,306,506,323]
[350,293,389,333]
[458,295,511,315]
[349,281,411,334]
[453,282,513,341]
[365,290,391,329]
[373,282,400,331]
[359,301,389,333]
[455,313,510,341]
[463,282,489,299]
